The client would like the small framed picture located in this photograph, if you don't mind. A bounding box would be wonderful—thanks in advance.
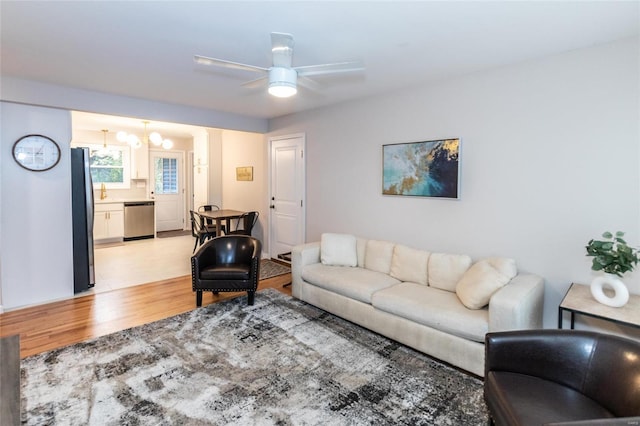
[236,166,253,181]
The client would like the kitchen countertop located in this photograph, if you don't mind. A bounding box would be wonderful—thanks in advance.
[95,198,155,204]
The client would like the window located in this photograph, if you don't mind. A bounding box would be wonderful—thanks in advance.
[85,144,131,189]
[154,157,178,194]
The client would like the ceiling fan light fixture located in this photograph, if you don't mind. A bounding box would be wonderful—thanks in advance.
[268,67,297,98]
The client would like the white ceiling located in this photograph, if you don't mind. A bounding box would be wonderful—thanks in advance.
[2,1,638,131]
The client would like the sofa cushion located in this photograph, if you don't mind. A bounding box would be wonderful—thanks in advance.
[200,264,249,280]
[390,244,430,286]
[320,233,357,267]
[371,282,488,342]
[456,258,517,309]
[364,240,395,274]
[428,253,472,292]
[302,264,401,304]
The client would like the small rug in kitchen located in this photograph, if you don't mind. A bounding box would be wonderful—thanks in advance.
[21,288,487,425]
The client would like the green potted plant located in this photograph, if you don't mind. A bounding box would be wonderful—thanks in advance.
[586,231,639,277]
[585,231,639,307]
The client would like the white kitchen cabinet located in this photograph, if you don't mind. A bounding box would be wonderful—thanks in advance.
[193,130,209,167]
[193,165,209,210]
[192,129,222,209]
[94,203,124,241]
[130,142,149,180]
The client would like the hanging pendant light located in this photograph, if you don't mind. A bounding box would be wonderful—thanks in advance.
[97,129,110,156]
[116,120,173,150]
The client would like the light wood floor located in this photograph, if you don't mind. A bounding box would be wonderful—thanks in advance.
[0,266,292,359]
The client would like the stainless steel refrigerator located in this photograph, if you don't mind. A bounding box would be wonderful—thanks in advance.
[71,147,95,292]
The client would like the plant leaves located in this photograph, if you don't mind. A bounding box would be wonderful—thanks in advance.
[586,231,639,276]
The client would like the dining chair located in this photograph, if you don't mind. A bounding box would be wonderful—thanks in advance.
[198,204,225,235]
[226,211,259,236]
[189,210,217,253]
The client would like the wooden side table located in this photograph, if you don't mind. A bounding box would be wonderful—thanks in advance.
[558,283,640,330]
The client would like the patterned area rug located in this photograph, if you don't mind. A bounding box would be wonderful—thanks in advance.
[21,289,487,425]
[259,259,290,280]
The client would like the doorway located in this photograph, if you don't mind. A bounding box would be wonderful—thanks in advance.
[150,150,185,232]
[269,134,306,259]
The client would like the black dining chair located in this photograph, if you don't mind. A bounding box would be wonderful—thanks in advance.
[226,211,259,236]
[198,204,225,235]
[190,210,217,253]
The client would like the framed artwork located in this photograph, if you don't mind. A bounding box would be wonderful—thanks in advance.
[382,138,460,199]
[236,166,253,181]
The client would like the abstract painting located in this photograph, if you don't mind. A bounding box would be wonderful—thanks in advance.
[383,138,460,198]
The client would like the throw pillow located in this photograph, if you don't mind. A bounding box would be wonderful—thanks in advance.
[456,258,517,309]
[320,233,358,267]
[390,244,430,285]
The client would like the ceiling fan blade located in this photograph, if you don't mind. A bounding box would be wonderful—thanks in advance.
[295,61,364,77]
[270,32,294,68]
[194,55,268,74]
[297,76,324,92]
[241,75,269,89]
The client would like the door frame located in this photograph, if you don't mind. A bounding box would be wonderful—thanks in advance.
[186,150,194,230]
[149,149,186,232]
[268,133,306,259]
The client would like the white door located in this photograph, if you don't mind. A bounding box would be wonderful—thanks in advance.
[150,151,184,232]
[270,134,305,259]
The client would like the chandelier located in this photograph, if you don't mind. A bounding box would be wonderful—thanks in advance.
[116,120,173,150]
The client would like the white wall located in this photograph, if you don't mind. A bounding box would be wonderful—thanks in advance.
[268,38,640,330]
[221,130,269,254]
[1,102,74,309]
[2,77,267,134]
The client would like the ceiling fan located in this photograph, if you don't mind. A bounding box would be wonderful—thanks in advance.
[194,32,364,98]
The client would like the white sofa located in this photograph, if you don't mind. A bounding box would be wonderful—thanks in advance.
[291,234,544,377]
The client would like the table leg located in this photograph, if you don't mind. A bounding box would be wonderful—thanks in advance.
[570,312,575,330]
[558,307,563,329]
[215,219,224,237]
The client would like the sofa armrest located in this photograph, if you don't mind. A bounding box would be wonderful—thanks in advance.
[489,274,544,331]
[291,242,321,298]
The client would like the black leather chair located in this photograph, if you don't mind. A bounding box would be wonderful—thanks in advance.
[484,330,640,426]
[189,210,217,253]
[191,235,262,307]
[226,211,259,236]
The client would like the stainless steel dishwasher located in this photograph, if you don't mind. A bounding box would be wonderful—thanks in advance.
[123,201,155,241]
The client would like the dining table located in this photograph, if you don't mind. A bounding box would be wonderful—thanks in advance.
[198,209,246,237]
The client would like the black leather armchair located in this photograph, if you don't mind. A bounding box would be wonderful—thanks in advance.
[191,235,262,307]
[484,330,640,426]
